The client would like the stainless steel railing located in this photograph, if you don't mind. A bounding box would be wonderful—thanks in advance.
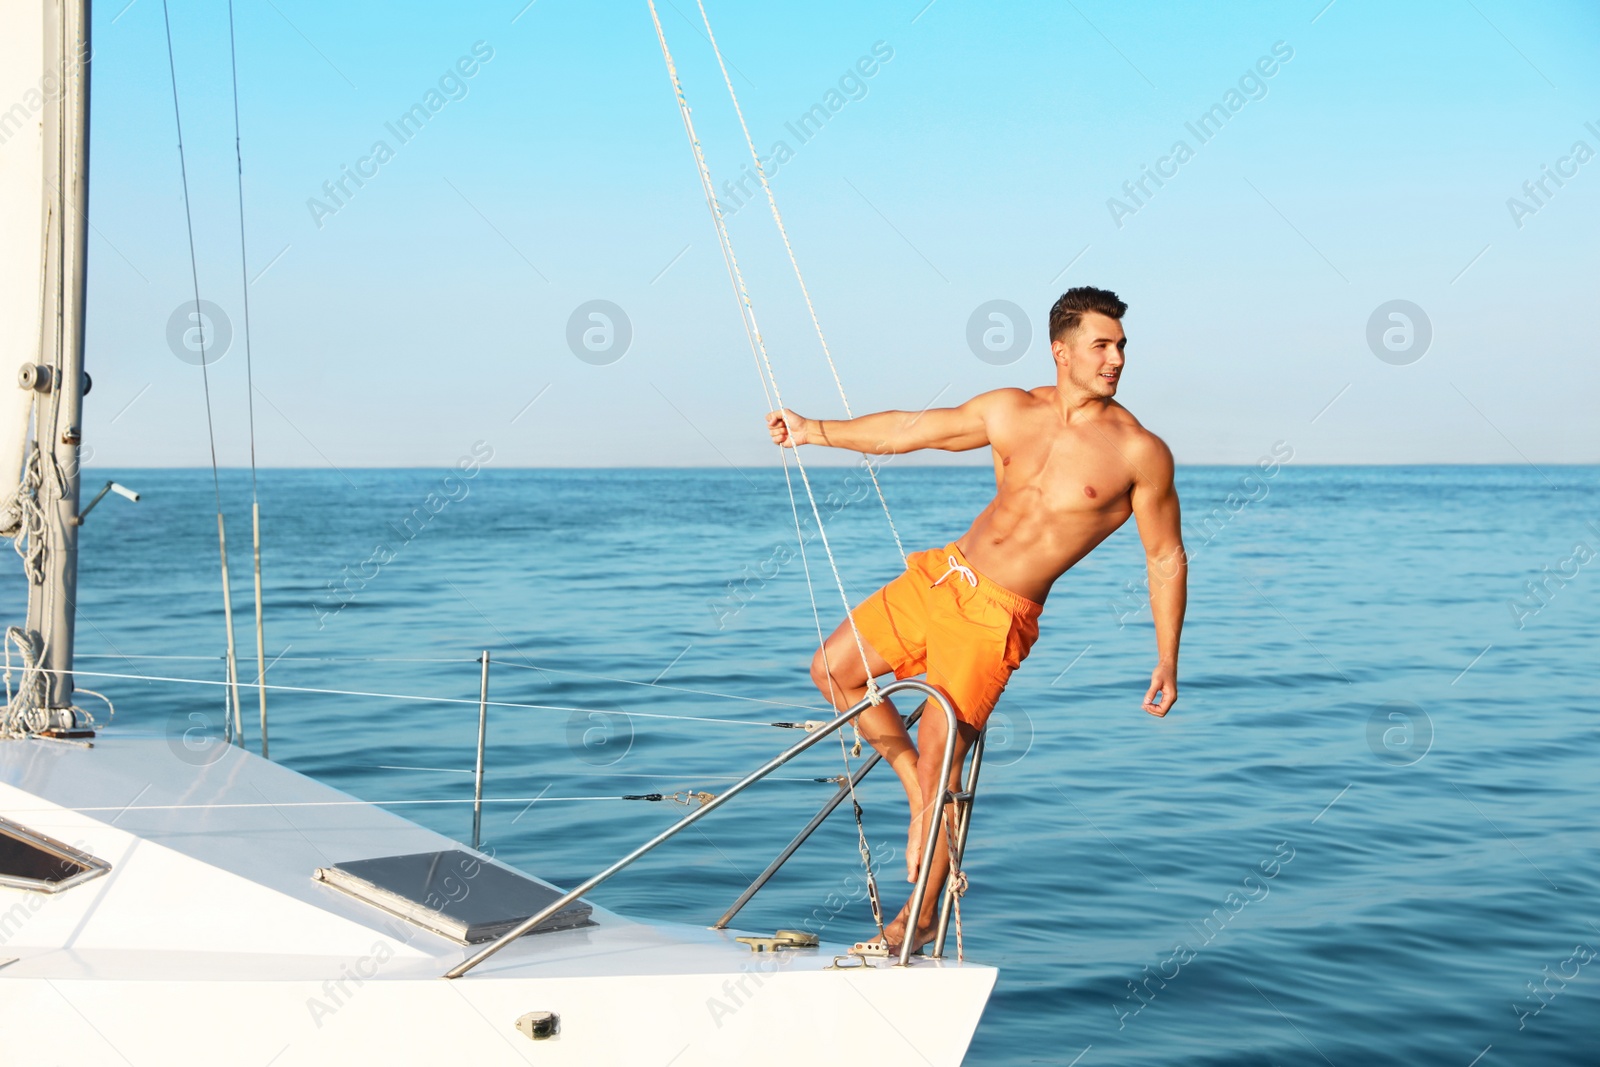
[712,700,928,931]
[713,701,984,961]
[444,678,962,978]
[933,726,985,958]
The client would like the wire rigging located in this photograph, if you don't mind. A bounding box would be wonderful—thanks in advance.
[644,1,882,702]
[692,0,907,567]
[73,653,834,713]
[159,0,245,744]
[645,0,937,945]
[224,0,270,759]
[37,665,790,729]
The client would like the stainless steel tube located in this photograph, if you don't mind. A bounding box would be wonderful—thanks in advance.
[933,726,987,958]
[445,679,959,979]
[897,693,961,967]
[711,700,926,931]
[471,651,489,851]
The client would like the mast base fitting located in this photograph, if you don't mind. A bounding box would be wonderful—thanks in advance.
[38,707,96,741]
[40,726,96,741]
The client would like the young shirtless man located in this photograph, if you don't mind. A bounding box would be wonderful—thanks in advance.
[765,286,1187,955]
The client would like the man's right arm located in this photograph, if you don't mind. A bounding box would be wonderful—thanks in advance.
[767,389,1020,455]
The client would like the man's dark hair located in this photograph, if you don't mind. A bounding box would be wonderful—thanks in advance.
[1049,286,1127,343]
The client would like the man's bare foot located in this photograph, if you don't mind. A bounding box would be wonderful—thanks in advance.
[882,911,940,956]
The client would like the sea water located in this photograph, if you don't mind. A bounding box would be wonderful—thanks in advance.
[4,464,1596,1066]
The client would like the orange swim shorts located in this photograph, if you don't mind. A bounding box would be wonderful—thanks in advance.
[849,542,1043,730]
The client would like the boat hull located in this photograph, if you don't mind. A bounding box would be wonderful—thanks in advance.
[0,733,995,1065]
[2,963,994,1065]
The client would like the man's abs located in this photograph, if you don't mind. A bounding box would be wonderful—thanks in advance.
[955,449,1138,603]
[956,497,1131,604]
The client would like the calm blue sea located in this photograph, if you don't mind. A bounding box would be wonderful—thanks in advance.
[4,465,1597,1065]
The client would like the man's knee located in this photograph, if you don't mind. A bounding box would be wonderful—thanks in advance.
[808,646,834,692]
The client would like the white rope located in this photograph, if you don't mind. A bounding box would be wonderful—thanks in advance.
[929,556,977,590]
[693,0,906,567]
[2,627,49,737]
[645,0,882,703]
[3,629,111,739]
[838,729,886,938]
[942,803,968,963]
[72,687,115,722]
[650,2,916,940]
[8,445,47,586]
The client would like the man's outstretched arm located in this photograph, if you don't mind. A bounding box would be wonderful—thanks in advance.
[1129,434,1187,717]
[766,390,1021,455]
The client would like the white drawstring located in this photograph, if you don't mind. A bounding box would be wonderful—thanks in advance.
[930,556,977,590]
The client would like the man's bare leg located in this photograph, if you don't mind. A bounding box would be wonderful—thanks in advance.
[883,709,977,954]
[809,622,925,880]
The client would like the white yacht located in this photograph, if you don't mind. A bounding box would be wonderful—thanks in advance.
[0,3,997,1063]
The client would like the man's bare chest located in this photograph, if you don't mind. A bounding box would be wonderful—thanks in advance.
[994,427,1137,512]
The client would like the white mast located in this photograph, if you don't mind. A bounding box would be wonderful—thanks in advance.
[1,0,91,731]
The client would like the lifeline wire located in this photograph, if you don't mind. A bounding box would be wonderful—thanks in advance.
[10,796,715,815]
[71,652,834,713]
[36,666,785,729]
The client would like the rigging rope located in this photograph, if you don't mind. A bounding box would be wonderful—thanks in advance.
[3,43,110,736]
[692,0,906,567]
[1,629,112,738]
[646,0,932,943]
[3,172,85,732]
[645,1,882,707]
[159,0,245,745]
[1,628,48,736]
[224,0,270,759]
[839,730,887,940]
[942,801,968,962]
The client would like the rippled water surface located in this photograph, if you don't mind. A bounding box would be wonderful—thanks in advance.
[5,465,1597,1065]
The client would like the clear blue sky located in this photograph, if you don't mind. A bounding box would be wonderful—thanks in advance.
[80,0,1599,467]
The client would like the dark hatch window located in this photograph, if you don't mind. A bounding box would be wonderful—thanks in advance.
[0,817,109,893]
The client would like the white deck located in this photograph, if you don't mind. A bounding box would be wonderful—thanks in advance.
[0,730,995,1065]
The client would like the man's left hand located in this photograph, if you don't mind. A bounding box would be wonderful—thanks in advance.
[1142,666,1177,717]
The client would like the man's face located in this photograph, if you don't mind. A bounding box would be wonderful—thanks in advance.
[1052,311,1127,398]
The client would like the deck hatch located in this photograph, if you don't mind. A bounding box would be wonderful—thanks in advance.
[0,815,110,893]
[314,850,594,944]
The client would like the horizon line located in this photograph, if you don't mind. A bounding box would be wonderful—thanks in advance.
[78,462,1600,470]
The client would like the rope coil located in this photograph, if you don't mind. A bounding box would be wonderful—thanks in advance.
[2,628,112,739]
